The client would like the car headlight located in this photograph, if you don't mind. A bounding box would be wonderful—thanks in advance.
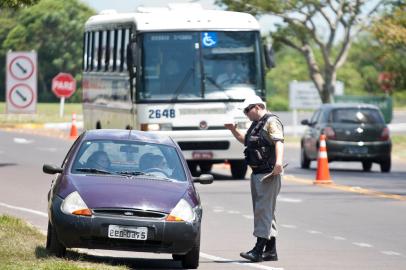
[61,191,92,216]
[166,198,195,223]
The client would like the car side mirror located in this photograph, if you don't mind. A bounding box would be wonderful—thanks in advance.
[43,164,63,174]
[192,174,213,184]
[301,119,310,126]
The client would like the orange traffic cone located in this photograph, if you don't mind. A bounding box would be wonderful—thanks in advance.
[70,113,78,139]
[314,134,333,184]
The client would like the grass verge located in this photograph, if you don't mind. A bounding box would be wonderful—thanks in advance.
[0,215,128,270]
[0,103,82,124]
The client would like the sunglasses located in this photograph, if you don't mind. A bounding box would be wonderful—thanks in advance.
[244,104,256,114]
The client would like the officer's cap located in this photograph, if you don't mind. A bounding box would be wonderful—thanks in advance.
[239,95,266,110]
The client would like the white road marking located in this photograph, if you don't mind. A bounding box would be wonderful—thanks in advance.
[200,252,284,270]
[243,215,254,219]
[307,230,322,234]
[36,147,58,152]
[277,196,302,203]
[227,210,240,214]
[213,209,224,213]
[333,236,346,241]
[13,138,33,144]
[381,250,402,256]
[0,202,47,218]
[280,224,297,229]
[352,242,373,248]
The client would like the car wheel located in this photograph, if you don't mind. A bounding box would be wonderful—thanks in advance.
[380,157,391,173]
[300,146,311,169]
[181,232,200,269]
[230,160,247,179]
[46,222,66,257]
[362,161,372,172]
[199,162,212,174]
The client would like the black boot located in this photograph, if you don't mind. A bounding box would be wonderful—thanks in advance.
[240,237,267,262]
[263,237,278,261]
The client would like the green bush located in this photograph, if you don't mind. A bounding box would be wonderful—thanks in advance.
[266,95,289,111]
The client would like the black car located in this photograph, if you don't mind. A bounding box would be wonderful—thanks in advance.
[300,103,392,172]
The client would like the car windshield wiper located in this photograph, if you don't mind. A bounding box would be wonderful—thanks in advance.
[116,171,177,182]
[76,168,113,175]
[116,171,150,176]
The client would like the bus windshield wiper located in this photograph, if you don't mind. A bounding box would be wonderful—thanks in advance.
[204,75,234,100]
[170,68,194,101]
[76,168,113,175]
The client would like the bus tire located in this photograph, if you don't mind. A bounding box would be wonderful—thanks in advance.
[187,161,198,177]
[199,162,212,174]
[230,160,247,179]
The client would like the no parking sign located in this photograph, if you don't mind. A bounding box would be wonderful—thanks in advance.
[6,51,37,113]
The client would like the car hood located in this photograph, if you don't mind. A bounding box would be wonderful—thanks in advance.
[64,175,189,214]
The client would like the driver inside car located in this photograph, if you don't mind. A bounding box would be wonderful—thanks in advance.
[139,153,171,177]
[86,151,111,171]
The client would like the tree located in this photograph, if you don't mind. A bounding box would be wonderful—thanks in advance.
[0,0,39,9]
[216,0,387,103]
[1,0,95,101]
[372,2,406,91]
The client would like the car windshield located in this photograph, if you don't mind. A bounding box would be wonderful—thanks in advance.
[330,108,385,124]
[71,140,186,182]
[139,31,263,101]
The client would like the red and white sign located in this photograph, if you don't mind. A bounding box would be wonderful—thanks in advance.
[6,51,37,113]
[52,73,76,98]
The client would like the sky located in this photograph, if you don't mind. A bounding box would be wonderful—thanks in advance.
[79,0,276,34]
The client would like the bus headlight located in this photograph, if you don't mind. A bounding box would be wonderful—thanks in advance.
[140,123,172,131]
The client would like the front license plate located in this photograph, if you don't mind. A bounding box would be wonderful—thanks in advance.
[192,151,213,159]
[108,225,148,240]
[347,146,368,155]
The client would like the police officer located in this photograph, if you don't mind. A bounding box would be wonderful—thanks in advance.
[225,95,284,262]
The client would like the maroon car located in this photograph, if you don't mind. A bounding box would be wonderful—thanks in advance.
[43,129,213,269]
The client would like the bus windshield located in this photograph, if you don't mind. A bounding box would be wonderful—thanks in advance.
[139,31,263,101]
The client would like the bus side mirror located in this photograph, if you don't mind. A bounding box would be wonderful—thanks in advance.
[263,43,275,69]
[126,42,138,77]
[127,42,138,102]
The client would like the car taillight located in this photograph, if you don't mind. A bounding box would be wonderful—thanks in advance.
[380,127,390,141]
[323,127,336,140]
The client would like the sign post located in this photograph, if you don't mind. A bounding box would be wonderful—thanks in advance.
[289,81,344,136]
[6,51,37,113]
[51,73,76,117]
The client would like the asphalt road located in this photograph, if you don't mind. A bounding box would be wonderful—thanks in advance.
[1,130,406,270]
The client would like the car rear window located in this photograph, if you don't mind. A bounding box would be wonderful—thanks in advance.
[330,108,384,124]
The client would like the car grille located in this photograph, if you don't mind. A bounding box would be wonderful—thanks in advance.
[93,208,167,219]
[178,141,230,150]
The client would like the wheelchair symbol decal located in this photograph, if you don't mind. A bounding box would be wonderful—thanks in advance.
[202,32,217,48]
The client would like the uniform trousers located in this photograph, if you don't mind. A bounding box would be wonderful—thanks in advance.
[250,173,281,239]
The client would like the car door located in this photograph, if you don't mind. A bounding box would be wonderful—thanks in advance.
[303,109,321,159]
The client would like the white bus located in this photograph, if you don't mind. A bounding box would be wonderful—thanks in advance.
[82,4,273,179]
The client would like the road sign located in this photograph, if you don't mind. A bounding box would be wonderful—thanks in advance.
[6,51,37,113]
[52,73,76,98]
[289,81,344,110]
[8,83,35,109]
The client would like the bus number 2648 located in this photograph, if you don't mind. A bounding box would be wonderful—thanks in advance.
[148,109,176,119]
